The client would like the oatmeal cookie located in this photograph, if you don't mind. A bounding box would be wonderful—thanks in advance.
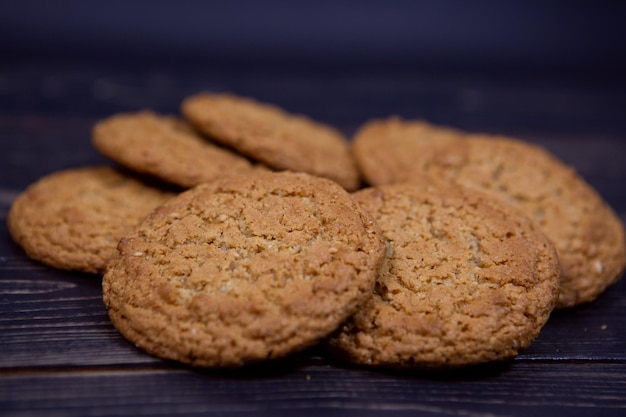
[181,92,360,190]
[7,166,175,273]
[102,171,385,367]
[327,183,560,369]
[92,111,261,188]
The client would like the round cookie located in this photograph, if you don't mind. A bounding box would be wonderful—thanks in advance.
[327,183,561,369]
[352,118,626,308]
[7,166,176,274]
[102,171,386,367]
[181,92,360,190]
[92,111,262,188]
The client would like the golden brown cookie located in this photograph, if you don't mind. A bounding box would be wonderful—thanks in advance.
[92,111,261,188]
[181,92,360,190]
[327,183,561,369]
[7,166,176,273]
[102,171,386,367]
[352,118,626,308]
[352,118,463,186]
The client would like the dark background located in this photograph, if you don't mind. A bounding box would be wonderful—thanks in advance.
[2,0,625,140]
[2,0,625,75]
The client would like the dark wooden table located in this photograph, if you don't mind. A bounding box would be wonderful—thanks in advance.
[2,59,626,416]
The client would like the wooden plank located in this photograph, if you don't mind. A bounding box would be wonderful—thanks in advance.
[2,363,626,417]
[1,244,625,368]
[0,258,160,368]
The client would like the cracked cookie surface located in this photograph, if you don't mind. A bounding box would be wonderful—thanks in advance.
[102,171,385,367]
[352,118,626,308]
[181,92,360,190]
[327,183,560,369]
[7,166,175,273]
[425,135,626,308]
[92,111,261,188]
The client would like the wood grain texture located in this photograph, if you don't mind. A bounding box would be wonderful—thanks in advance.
[1,254,624,369]
[2,363,626,417]
[1,61,625,416]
